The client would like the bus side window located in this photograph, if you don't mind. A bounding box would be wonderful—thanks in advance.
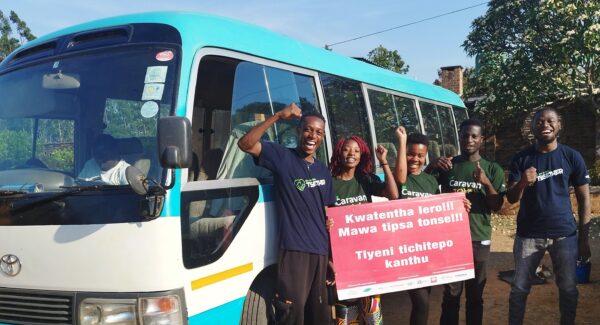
[394,96,421,134]
[419,102,443,162]
[191,56,326,183]
[263,67,325,162]
[436,105,459,158]
[453,106,469,127]
[182,187,258,268]
[419,102,459,162]
[368,88,420,169]
[321,73,373,161]
[452,106,468,156]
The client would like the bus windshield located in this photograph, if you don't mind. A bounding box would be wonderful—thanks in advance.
[0,45,177,225]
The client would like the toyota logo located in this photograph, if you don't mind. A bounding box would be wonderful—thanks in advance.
[0,254,21,276]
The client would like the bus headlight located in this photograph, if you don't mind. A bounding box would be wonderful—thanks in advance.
[79,298,137,324]
[140,296,182,325]
[79,296,183,325]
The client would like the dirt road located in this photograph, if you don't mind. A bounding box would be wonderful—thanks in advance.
[380,215,600,324]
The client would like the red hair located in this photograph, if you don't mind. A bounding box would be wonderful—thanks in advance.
[329,135,373,177]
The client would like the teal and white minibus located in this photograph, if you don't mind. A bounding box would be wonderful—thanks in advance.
[0,12,466,325]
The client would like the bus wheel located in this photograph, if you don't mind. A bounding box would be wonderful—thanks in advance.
[240,266,276,325]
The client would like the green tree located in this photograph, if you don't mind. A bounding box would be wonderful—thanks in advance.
[366,45,410,74]
[463,0,600,126]
[0,10,35,61]
[0,130,30,169]
[462,67,476,99]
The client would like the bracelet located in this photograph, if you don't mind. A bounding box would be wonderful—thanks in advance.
[381,163,388,166]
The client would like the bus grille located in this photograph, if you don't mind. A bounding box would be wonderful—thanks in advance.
[0,288,73,325]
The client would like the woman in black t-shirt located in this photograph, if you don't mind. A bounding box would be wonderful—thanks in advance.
[328,135,398,324]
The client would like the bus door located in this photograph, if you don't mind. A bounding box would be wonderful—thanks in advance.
[180,50,326,314]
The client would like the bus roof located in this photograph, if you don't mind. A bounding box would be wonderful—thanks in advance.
[12,11,465,108]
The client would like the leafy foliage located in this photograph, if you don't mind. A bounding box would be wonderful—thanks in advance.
[366,45,410,74]
[0,119,75,171]
[590,159,600,185]
[463,0,600,126]
[0,10,35,61]
[462,67,477,99]
[43,147,74,171]
[0,129,31,169]
[104,98,169,154]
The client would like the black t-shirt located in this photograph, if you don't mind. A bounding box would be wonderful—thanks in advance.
[401,172,439,198]
[509,144,590,238]
[256,141,335,255]
[333,173,385,206]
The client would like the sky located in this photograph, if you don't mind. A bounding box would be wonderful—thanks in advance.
[3,0,488,83]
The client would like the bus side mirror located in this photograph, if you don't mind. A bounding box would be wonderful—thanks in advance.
[158,116,192,169]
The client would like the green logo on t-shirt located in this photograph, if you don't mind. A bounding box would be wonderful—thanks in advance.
[294,178,326,191]
[294,179,306,191]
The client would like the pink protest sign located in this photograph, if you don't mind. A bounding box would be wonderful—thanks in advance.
[328,192,474,300]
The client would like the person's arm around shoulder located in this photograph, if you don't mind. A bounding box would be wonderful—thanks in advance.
[394,126,408,185]
[238,103,302,157]
[376,144,399,200]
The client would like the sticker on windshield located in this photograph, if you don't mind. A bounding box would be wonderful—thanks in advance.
[155,50,174,62]
[144,66,168,83]
[141,101,159,118]
[141,83,164,101]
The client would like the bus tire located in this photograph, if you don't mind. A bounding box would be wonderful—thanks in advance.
[240,266,276,325]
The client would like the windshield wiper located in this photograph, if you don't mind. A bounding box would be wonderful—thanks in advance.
[9,185,111,214]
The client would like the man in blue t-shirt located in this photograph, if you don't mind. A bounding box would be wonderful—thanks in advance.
[507,107,591,325]
[238,103,335,325]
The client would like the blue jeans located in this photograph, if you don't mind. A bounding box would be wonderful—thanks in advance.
[509,235,578,325]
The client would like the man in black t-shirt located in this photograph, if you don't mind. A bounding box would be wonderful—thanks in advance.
[507,107,591,325]
[238,103,335,325]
